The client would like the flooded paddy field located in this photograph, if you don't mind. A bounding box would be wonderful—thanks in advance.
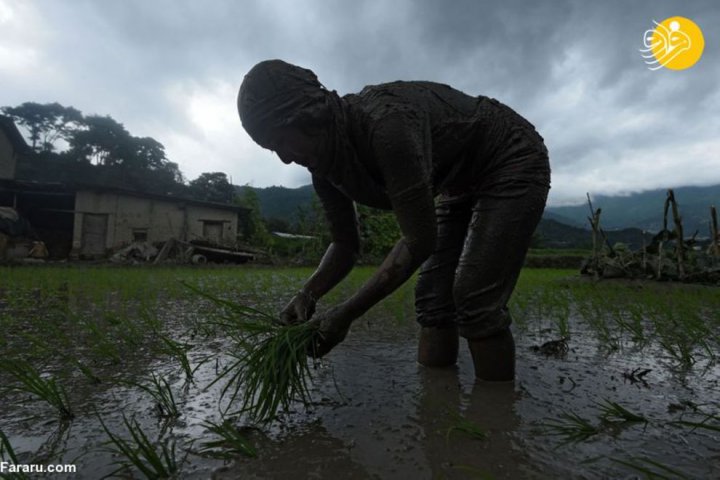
[0,266,718,479]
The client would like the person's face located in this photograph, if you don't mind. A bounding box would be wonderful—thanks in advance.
[266,126,327,170]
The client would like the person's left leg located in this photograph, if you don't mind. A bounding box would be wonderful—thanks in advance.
[454,182,548,381]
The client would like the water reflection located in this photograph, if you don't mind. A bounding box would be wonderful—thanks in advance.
[415,365,532,479]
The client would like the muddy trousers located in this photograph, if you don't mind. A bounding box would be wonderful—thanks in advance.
[415,181,549,340]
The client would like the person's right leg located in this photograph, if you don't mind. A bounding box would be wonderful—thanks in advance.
[415,199,472,367]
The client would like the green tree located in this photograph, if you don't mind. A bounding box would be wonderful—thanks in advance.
[189,172,235,203]
[265,216,291,233]
[4,101,185,195]
[2,102,83,152]
[236,186,272,247]
[357,205,401,260]
[295,195,327,237]
[67,114,184,193]
[69,115,133,166]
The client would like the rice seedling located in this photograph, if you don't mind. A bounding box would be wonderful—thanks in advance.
[74,360,102,384]
[15,331,102,384]
[154,331,202,383]
[78,315,124,364]
[545,288,571,340]
[133,373,181,418]
[610,456,691,480]
[540,411,600,446]
[0,430,29,480]
[553,314,571,341]
[610,306,646,346]
[99,414,186,479]
[445,411,487,442]
[0,430,19,464]
[657,335,696,367]
[508,293,531,330]
[0,359,74,420]
[195,419,257,459]
[184,282,320,422]
[136,303,164,333]
[670,412,720,433]
[596,399,647,423]
[574,296,620,351]
[673,308,718,362]
[111,311,149,349]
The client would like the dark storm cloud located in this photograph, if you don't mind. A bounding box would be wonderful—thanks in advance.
[2,0,718,203]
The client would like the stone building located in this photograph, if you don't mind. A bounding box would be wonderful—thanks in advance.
[71,186,245,258]
[0,179,247,259]
[0,116,248,260]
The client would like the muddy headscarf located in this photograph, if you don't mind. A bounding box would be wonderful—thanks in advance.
[238,60,389,207]
[238,60,331,147]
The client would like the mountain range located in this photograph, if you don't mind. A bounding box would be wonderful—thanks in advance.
[237,183,719,248]
[546,185,720,236]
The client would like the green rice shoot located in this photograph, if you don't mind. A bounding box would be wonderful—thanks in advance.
[99,414,185,479]
[133,373,181,418]
[671,412,720,433]
[0,359,74,420]
[610,456,691,480]
[196,419,257,459]
[445,410,487,442]
[597,399,647,423]
[0,430,20,465]
[0,429,29,480]
[540,411,601,446]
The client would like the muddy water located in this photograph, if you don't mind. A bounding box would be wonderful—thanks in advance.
[1,302,719,479]
[216,319,719,479]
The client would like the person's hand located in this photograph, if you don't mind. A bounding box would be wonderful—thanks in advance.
[279,291,316,325]
[307,305,352,358]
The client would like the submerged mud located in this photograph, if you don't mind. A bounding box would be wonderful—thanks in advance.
[1,275,718,479]
[218,320,719,479]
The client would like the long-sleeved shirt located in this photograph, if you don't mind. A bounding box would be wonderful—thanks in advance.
[312,80,551,261]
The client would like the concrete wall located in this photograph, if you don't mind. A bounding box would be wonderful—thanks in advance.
[0,129,17,179]
[186,204,237,244]
[72,190,238,256]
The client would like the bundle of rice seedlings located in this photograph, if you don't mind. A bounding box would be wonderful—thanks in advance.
[183,282,320,423]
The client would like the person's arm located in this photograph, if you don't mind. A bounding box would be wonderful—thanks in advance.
[302,174,361,298]
[279,174,360,324]
[311,114,436,354]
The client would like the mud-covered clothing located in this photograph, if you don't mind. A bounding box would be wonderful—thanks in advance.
[312,81,550,339]
[414,183,548,339]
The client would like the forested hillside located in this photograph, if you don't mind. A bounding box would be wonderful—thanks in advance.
[241,183,718,249]
[546,185,720,236]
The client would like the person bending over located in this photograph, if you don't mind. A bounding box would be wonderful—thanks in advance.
[237,59,550,381]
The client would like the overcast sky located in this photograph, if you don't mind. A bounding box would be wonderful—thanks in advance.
[1,0,718,205]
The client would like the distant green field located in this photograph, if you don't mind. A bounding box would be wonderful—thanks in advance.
[1,265,716,364]
[527,248,591,257]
